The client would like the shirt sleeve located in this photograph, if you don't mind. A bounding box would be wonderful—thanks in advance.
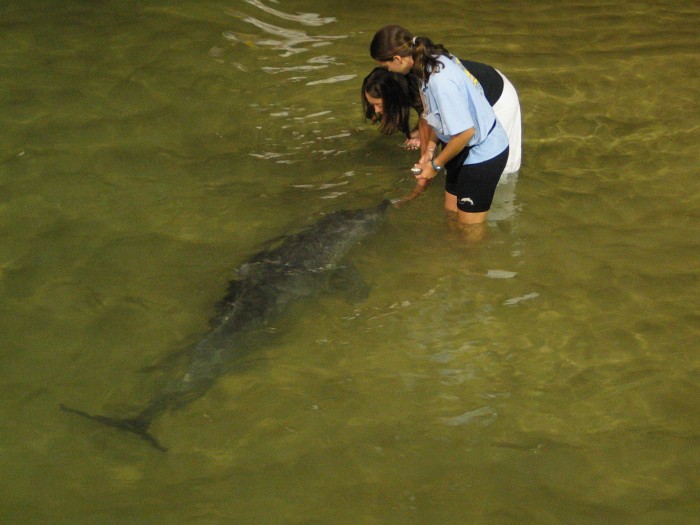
[432,77,474,137]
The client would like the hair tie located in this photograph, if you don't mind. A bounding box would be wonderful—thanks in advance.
[411,36,418,46]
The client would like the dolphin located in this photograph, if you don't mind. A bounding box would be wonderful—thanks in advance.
[62,200,390,451]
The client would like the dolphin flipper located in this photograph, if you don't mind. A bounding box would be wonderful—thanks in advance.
[60,404,167,452]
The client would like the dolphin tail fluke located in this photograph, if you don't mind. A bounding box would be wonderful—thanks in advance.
[60,403,167,452]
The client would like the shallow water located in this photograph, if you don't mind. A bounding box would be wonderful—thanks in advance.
[1,1,699,523]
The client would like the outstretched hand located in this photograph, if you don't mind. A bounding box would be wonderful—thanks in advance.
[418,149,434,166]
[403,137,420,151]
[393,178,430,208]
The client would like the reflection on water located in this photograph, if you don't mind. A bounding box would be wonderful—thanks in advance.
[242,0,336,27]
[1,0,699,523]
[226,4,344,58]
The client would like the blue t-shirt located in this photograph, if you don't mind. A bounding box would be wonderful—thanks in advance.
[421,56,509,165]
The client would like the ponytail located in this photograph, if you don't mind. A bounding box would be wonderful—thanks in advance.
[370,25,451,82]
[408,35,451,82]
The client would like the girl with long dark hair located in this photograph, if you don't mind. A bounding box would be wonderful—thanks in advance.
[361,67,422,148]
[370,25,512,225]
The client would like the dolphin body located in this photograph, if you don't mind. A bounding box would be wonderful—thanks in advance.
[62,200,390,451]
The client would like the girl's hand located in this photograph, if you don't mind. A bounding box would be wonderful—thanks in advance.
[413,164,436,181]
[418,144,436,166]
[394,178,430,208]
[404,129,421,151]
[418,151,432,166]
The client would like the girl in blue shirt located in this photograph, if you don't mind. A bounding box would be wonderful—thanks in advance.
[371,25,510,225]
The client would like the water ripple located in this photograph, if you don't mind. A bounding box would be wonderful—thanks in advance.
[441,406,498,427]
[306,74,357,86]
[243,0,335,27]
[227,15,346,57]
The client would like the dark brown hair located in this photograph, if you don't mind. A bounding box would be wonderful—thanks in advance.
[362,67,422,138]
[369,25,451,82]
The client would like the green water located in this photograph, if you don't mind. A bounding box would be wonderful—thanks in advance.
[1,1,699,523]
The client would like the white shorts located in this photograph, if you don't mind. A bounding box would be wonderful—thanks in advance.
[493,70,522,174]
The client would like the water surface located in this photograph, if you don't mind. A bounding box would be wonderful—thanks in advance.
[1,0,699,523]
